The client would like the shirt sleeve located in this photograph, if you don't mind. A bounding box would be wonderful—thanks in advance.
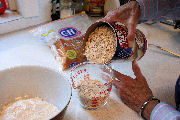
[151,102,180,120]
[136,0,180,22]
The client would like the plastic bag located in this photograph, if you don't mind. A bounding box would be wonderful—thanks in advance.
[31,13,93,70]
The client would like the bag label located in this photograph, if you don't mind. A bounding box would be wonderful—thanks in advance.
[66,50,77,59]
[58,27,81,38]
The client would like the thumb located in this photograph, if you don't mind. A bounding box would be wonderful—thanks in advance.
[99,17,107,22]
[132,60,143,79]
[127,22,135,48]
[99,16,113,23]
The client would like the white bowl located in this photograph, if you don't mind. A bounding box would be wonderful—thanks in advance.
[0,66,71,120]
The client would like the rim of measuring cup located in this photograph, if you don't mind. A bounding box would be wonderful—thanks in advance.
[70,61,115,89]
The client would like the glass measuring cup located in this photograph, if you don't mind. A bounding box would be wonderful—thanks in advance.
[70,62,114,110]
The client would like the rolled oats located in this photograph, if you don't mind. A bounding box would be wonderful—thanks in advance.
[84,21,147,62]
[77,79,109,109]
[84,26,116,64]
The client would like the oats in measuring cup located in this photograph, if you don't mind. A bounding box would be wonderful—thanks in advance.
[77,79,109,109]
[84,26,116,64]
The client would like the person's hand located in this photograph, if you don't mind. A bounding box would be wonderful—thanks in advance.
[102,60,159,119]
[112,60,153,113]
[101,1,141,47]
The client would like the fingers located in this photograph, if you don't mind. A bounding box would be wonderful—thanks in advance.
[101,73,112,82]
[101,72,121,89]
[112,79,121,88]
[114,69,131,82]
[102,67,133,82]
[102,15,116,23]
[100,10,114,23]
[132,60,143,80]
[101,66,133,86]
[126,3,140,48]
[127,20,136,48]
[101,66,111,74]
[99,17,108,22]
[102,8,124,23]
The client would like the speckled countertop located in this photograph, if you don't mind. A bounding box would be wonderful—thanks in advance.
[0,21,180,120]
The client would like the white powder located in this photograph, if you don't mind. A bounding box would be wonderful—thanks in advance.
[0,97,59,120]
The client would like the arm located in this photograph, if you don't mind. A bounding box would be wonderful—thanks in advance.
[102,0,180,47]
[101,1,141,47]
[141,100,180,120]
[111,60,180,120]
[136,0,180,22]
[151,102,180,120]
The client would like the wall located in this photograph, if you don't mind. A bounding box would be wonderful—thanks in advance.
[104,0,120,15]
[0,0,52,34]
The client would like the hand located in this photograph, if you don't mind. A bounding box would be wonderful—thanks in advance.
[112,60,153,113]
[101,1,141,47]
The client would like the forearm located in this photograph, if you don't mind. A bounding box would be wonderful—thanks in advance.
[136,0,180,22]
[148,102,180,120]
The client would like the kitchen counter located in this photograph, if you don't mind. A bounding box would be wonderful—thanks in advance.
[0,22,180,120]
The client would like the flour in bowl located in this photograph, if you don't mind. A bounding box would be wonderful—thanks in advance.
[0,97,59,120]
